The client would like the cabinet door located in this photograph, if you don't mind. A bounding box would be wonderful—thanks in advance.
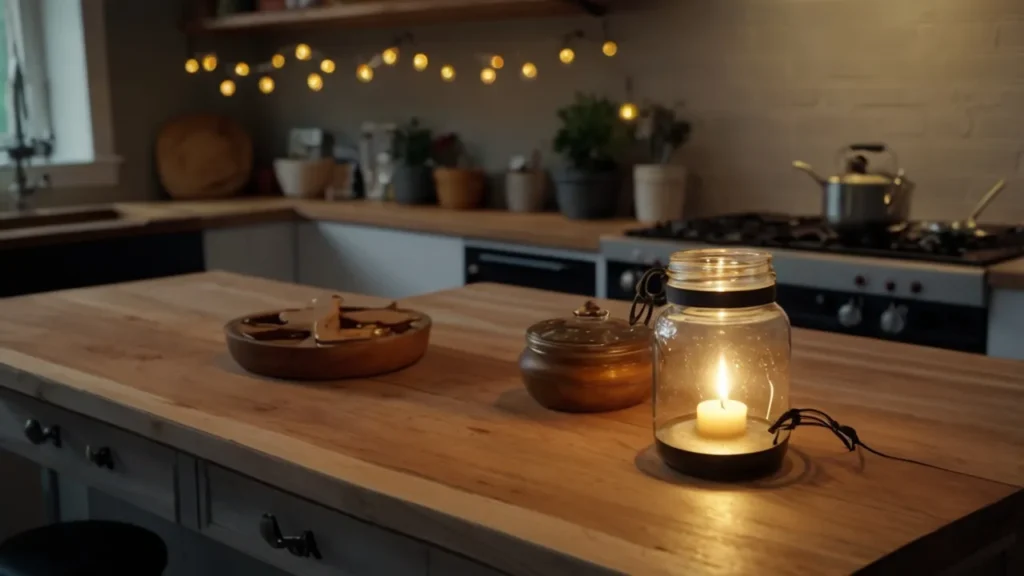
[297,222,464,299]
[203,223,296,282]
[987,290,1024,359]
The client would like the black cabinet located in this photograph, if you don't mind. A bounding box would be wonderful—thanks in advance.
[0,233,205,298]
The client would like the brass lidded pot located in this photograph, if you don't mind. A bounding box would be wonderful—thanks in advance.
[519,301,652,413]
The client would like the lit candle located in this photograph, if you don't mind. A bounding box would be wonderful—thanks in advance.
[696,356,748,439]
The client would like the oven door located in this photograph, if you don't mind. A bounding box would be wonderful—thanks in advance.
[465,247,596,296]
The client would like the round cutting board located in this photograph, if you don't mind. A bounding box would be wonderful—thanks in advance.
[224,307,432,380]
[156,114,253,200]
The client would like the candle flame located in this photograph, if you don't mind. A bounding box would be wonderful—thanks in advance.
[715,355,730,401]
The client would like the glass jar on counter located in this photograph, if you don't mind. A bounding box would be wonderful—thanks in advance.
[651,248,791,481]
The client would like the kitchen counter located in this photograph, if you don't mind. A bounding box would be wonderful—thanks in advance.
[989,256,1024,290]
[0,272,1022,575]
[0,198,636,252]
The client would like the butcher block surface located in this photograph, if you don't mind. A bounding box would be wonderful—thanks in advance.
[0,273,1022,575]
[0,198,634,252]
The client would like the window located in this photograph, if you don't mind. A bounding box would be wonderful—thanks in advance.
[0,0,119,191]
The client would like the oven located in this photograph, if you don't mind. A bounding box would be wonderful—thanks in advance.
[466,247,596,296]
[606,260,988,353]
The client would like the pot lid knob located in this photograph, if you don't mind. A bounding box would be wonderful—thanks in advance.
[573,300,610,320]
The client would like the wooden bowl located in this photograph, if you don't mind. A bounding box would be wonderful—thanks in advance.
[224,307,431,380]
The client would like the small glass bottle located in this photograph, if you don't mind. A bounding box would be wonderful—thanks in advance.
[652,248,791,481]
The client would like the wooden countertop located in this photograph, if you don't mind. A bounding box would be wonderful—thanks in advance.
[0,198,636,252]
[989,256,1024,290]
[0,273,1022,575]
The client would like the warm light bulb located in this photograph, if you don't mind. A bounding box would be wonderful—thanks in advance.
[715,355,730,401]
[258,76,275,94]
[356,64,374,83]
[185,58,199,74]
[413,53,429,71]
[440,64,455,82]
[271,54,285,69]
[619,102,638,121]
[307,72,324,92]
[602,41,619,57]
[234,62,250,76]
[219,79,236,97]
[521,62,537,79]
[480,67,496,85]
[559,47,575,64]
[295,43,312,61]
[320,59,336,74]
[382,47,399,66]
[490,55,504,69]
[202,54,218,72]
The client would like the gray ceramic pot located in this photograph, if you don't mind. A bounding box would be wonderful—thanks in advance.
[392,164,435,205]
[554,168,620,220]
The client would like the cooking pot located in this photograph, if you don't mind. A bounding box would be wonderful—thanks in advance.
[793,143,914,229]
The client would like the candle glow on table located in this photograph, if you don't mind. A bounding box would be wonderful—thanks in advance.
[695,355,748,439]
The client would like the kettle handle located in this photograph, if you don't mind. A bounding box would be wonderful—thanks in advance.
[837,143,899,175]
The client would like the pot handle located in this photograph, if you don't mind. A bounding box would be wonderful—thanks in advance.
[837,143,899,176]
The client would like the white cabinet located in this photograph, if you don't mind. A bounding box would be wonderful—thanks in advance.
[203,223,296,283]
[987,290,1024,360]
[297,222,464,299]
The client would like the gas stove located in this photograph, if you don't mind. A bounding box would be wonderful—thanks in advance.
[602,213,1024,354]
[623,213,1024,266]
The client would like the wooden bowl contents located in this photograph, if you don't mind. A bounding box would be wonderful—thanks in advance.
[225,294,431,380]
[519,300,652,413]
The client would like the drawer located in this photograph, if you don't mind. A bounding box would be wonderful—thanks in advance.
[0,388,178,522]
[199,463,429,576]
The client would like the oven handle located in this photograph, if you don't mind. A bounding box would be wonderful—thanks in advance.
[477,252,569,272]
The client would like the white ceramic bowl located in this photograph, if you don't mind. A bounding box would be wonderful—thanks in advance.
[273,158,335,199]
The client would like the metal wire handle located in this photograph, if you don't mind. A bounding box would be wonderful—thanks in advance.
[629,268,667,327]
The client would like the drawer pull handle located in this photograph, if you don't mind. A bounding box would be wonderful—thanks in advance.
[24,419,61,447]
[260,513,321,560]
[85,446,114,470]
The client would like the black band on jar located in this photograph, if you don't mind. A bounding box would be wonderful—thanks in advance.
[665,285,776,308]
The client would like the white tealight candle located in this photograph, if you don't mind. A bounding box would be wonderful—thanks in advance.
[696,355,748,439]
[696,398,748,438]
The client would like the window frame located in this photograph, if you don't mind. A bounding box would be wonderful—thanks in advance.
[0,0,119,192]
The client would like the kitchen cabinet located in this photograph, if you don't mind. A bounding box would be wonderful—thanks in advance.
[203,223,295,283]
[987,289,1024,360]
[0,232,205,298]
[297,222,464,299]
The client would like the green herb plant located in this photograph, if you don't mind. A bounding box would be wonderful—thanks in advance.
[553,93,627,173]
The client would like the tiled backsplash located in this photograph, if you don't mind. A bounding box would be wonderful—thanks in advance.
[243,0,1024,222]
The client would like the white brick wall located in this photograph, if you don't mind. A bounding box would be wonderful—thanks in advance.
[251,0,1024,222]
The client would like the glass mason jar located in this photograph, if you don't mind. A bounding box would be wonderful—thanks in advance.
[652,248,791,481]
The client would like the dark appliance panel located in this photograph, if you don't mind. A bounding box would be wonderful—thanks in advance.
[465,247,596,296]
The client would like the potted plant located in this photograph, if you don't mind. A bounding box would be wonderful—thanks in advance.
[391,118,434,205]
[633,103,691,222]
[552,93,626,220]
[433,132,485,210]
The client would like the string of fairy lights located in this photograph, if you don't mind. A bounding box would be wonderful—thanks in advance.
[184,24,637,119]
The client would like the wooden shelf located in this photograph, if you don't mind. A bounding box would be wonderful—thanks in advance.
[190,0,607,33]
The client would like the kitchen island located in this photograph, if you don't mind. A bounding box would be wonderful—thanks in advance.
[0,272,1022,575]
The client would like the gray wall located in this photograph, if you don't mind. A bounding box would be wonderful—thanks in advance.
[228,0,1024,222]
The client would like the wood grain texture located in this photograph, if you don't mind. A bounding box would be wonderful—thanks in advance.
[0,273,1022,575]
[0,199,633,252]
[988,257,1024,290]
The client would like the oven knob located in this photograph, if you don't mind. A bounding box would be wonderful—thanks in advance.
[910,281,922,294]
[880,303,908,335]
[837,299,862,327]
[466,264,479,276]
[885,280,896,292]
[619,270,638,294]
[854,275,867,287]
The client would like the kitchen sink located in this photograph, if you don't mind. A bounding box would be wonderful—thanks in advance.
[0,207,122,231]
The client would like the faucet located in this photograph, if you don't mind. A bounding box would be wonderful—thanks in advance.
[4,57,53,211]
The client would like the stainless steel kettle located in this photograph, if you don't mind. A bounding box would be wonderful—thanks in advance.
[793,143,914,229]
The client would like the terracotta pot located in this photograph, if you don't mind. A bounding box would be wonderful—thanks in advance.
[434,167,485,210]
